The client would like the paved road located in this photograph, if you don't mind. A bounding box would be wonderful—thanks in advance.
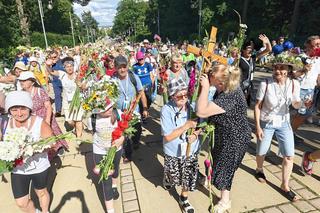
[1,69,320,213]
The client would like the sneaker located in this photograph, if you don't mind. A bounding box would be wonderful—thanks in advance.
[55,112,62,117]
[57,147,65,156]
[294,134,304,144]
[112,187,119,200]
[122,157,132,164]
[178,196,194,213]
[301,151,314,175]
[255,171,267,183]
[213,200,231,213]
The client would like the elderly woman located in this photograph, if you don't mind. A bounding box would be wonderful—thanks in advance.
[197,64,251,212]
[46,57,84,137]
[0,61,28,90]
[18,71,68,158]
[161,78,202,213]
[166,54,189,83]
[4,91,53,213]
[254,57,301,201]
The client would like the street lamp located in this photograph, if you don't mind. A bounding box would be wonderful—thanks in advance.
[37,0,53,49]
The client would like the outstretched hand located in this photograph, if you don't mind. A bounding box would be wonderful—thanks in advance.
[258,34,270,44]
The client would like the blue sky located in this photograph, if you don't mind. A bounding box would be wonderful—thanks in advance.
[73,0,120,27]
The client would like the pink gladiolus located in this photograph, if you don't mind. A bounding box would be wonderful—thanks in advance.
[204,159,211,168]
[188,66,196,96]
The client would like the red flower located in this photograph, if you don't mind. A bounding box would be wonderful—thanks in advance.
[118,120,129,130]
[121,113,132,121]
[112,127,123,141]
[92,52,99,60]
[310,48,320,57]
[105,98,111,106]
[14,157,23,167]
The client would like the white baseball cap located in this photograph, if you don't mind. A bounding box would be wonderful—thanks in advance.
[5,91,33,112]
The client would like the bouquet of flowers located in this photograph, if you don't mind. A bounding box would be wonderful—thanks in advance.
[95,93,142,182]
[0,129,74,175]
[81,75,120,113]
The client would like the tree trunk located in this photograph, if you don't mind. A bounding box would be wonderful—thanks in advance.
[242,0,249,23]
[16,0,30,45]
[289,0,302,38]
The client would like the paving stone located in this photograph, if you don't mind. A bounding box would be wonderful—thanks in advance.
[121,175,134,184]
[123,199,139,212]
[120,163,131,169]
[293,200,316,212]
[278,203,300,213]
[122,190,137,202]
[309,198,320,209]
[121,169,132,177]
[273,172,282,180]
[290,180,304,190]
[309,211,320,213]
[262,207,282,213]
[266,165,281,173]
[254,211,263,213]
[296,188,317,200]
[122,183,135,193]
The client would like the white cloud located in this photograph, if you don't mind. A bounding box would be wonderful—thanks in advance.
[73,0,120,27]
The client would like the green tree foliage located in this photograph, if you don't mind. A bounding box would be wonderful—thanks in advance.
[113,0,320,46]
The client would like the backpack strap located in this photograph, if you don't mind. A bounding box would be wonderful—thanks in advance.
[292,79,294,94]
[128,70,138,93]
[91,114,97,133]
[259,79,269,109]
[0,114,9,140]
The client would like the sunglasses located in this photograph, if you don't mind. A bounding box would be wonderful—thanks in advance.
[175,93,188,100]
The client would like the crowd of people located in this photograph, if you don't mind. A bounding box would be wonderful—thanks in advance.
[0,34,319,213]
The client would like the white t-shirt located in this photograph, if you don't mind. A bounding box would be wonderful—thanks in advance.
[6,117,50,175]
[256,78,301,122]
[58,71,77,102]
[300,57,320,89]
[93,113,122,155]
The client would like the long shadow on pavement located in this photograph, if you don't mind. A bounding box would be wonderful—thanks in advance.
[79,143,107,212]
[51,190,90,213]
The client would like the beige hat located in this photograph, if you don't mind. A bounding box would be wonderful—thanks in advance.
[171,54,183,63]
[13,61,27,71]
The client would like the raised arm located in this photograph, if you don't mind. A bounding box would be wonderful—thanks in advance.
[256,34,272,60]
[196,74,225,118]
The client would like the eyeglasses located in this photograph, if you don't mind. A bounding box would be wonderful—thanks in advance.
[175,93,188,100]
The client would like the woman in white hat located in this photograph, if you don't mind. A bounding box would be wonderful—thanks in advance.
[46,57,84,137]
[0,62,28,90]
[91,101,124,213]
[4,91,53,213]
[254,55,302,202]
[18,71,68,158]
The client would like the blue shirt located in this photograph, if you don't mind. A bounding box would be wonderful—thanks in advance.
[115,73,143,113]
[52,60,65,85]
[161,101,200,157]
[133,62,153,87]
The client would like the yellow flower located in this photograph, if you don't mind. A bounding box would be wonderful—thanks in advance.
[82,104,91,111]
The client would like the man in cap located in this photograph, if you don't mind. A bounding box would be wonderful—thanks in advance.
[113,55,149,162]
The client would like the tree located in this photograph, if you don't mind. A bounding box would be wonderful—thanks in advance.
[16,0,30,45]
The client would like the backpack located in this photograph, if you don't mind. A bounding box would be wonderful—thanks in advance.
[0,114,9,140]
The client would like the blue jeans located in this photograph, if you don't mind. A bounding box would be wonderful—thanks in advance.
[256,120,294,157]
[52,76,62,113]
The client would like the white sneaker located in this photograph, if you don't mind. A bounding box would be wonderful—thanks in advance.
[213,200,231,213]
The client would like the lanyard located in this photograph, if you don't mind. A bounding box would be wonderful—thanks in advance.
[118,76,129,100]
[241,57,253,72]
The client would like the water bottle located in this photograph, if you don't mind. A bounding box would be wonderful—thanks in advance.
[298,94,312,115]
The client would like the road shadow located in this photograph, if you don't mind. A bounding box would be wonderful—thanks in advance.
[78,142,107,212]
[51,190,90,213]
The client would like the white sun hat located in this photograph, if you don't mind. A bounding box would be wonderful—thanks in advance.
[17,71,37,81]
[5,91,33,112]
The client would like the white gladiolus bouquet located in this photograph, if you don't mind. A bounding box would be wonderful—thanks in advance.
[0,128,75,175]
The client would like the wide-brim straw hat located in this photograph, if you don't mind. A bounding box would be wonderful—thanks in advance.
[266,53,303,71]
[159,45,170,54]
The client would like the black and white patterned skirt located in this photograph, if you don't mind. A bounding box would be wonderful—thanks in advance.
[163,153,199,191]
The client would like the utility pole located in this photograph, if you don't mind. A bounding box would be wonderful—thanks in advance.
[86,26,90,43]
[157,8,160,35]
[198,0,202,38]
[37,0,48,49]
[69,12,76,47]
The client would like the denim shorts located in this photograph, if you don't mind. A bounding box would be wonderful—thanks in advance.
[298,88,314,116]
[256,120,294,157]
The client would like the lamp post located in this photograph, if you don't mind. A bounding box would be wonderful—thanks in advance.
[198,0,202,38]
[37,0,53,49]
[69,11,76,47]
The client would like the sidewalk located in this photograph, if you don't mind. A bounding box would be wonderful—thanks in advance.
[1,69,320,213]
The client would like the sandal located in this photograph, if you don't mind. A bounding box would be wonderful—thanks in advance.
[281,189,298,202]
[178,197,194,213]
[212,200,231,213]
[255,171,267,183]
